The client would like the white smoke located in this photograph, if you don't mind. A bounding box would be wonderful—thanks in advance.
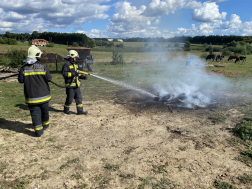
[126,53,229,108]
[146,54,230,108]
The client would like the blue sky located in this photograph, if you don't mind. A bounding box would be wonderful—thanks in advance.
[0,0,251,38]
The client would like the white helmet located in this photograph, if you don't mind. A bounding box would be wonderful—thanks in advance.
[67,50,79,58]
[27,46,43,59]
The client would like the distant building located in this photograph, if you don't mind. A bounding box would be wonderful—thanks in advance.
[31,39,49,47]
[107,38,123,42]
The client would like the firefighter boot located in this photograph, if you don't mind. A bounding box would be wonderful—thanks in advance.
[64,105,71,115]
[77,106,88,115]
[35,127,43,137]
[43,121,49,130]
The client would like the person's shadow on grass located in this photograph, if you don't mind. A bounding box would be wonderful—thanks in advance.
[0,117,35,137]
[0,104,63,137]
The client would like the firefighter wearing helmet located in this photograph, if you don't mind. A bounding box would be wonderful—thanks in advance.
[18,46,52,137]
[62,50,88,115]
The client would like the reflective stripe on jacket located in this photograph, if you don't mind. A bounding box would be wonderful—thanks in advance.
[18,61,52,105]
[62,59,81,88]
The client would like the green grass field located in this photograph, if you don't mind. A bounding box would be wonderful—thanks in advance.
[1,42,252,120]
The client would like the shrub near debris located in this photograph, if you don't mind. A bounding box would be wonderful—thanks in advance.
[7,49,27,68]
[233,119,252,141]
[214,180,237,189]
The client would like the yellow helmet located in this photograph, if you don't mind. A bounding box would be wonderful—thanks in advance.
[27,46,43,59]
[67,50,79,58]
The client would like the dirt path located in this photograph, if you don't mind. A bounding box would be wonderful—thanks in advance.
[0,96,251,188]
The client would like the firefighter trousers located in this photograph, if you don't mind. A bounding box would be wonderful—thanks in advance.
[64,87,82,106]
[28,102,49,137]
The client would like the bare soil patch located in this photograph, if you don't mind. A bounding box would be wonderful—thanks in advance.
[40,51,64,64]
[0,91,251,188]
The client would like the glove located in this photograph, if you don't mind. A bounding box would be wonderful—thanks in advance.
[79,74,87,80]
[71,70,78,77]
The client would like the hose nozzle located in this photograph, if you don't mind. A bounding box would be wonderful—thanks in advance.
[77,70,90,75]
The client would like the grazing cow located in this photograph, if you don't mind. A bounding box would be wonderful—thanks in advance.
[228,55,239,61]
[206,54,215,61]
[235,56,246,63]
[216,55,224,62]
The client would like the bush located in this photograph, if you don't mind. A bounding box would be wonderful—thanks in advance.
[0,37,4,44]
[154,43,158,47]
[3,38,18,45]
[0,54,11,67]
[233,120,252,141]
[205,45,214,54]
[246,43,252,54]
[226,47,235,52]
[214,180,236,189]
[72,42,78,47]
[222,48,233,56]
[226,41,237,47]
[46,43,54,47]
[184,41,191,51]
[7,49,27,68]
[200,53,208,59]
[233,45,247,55]
[111,48,124,65]
[88,39,96,48]
[144,43,149,47]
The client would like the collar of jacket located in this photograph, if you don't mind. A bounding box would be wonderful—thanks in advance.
[69,59,76,65]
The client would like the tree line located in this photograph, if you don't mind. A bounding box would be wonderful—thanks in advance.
[0,31,95,47]
[112,35,252,45]
[1,31,252,47]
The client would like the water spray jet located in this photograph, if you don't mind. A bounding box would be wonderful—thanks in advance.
[77,70,156,98]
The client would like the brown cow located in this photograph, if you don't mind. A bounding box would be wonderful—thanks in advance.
[228,55,239,61]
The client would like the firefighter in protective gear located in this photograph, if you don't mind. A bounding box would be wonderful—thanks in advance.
[18,46,52,137]
[62,50,88,115]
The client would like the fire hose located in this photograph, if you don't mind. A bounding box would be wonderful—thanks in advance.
[50,70,90,88]
[0,73,19,80]
[0,70,90,89]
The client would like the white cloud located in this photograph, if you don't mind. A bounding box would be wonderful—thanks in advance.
[0,0,111,33]
[107,0,203,38]
[192,2,227,22]
[142,0,202,17]
[154,18,160,25]
[107,1,155,37]
[77,29,108,38]
[172,14,252,37]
